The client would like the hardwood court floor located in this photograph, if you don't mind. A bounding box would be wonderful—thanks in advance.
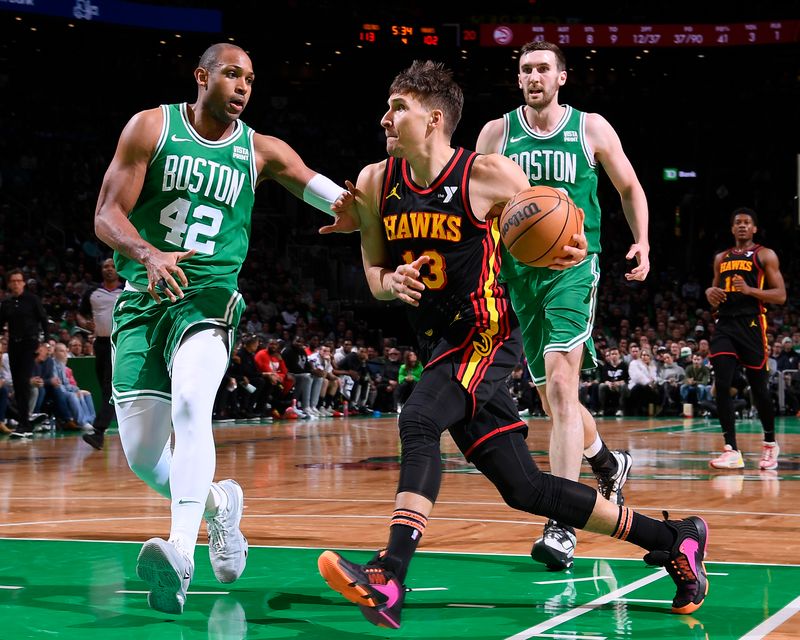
[0,413,798,638]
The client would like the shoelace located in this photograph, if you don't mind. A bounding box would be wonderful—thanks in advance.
[364,566,392,585]
[669,553,697,582]
[207,512,228,553]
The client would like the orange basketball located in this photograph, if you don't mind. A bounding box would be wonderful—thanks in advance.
[498,186,582,267]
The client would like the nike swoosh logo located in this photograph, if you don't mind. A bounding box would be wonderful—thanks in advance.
[177,499,201,505]
[171,134,191,143]
[509,135,528,143]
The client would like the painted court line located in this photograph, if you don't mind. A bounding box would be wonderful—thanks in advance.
[532,635,606,640]
[618,597,672,604]
[740,593,800,639]
[0,585,23,590]
[504,569,667,640]
[534,575,614,585]
[118,591,229,596]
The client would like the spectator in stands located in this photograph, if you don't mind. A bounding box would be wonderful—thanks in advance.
[335,345,372,413]
[0,269,50,436]
[677,345,693,369]
[373,346,402,412]
[0,338,12,434]
[68,336,84,358]
[254,338,289,416]
[396,350,423,411]
[507,364,537,416]
[282,335,314,417]
[579,367,600,416]
[658,351,686,415]
[628,348,661,415]
[308,342,337,416]
[776,336,800,371]
[680,353,713,406]
[623,342,640,365]
[597,347,629,416]
[52,341,96,430]
[332,339,358,404]
[230,336,271,419]
[697,339,711,366]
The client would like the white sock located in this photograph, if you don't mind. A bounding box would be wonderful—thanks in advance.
[583,433,604,459]
[168,328,229,558]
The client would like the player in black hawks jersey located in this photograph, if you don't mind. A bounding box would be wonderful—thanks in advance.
[706,207,786,471]
[318,60,712,629]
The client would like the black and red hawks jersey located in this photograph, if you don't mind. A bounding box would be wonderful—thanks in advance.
[379,148,516,342]
[716,245,767,317]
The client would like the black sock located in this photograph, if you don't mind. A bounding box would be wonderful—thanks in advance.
[611,506,676,552]
[383,509,428,583]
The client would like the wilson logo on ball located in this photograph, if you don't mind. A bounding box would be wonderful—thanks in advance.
[501,202,541,235]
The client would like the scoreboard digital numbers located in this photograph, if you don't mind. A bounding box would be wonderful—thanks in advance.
[358,22,455,47]
[480,20,800,47]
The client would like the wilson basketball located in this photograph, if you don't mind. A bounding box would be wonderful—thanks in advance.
[499,186,582,267]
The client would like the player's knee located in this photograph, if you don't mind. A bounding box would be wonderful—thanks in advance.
[496,474,545,513]
[398,403,441,456]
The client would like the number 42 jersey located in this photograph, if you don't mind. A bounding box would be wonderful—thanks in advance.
[115,102,257,291]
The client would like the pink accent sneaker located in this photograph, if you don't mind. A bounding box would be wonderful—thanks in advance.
[318,550,404,628]
[643,511,709,614]
[709,445,744,469]
[758,442,780,470]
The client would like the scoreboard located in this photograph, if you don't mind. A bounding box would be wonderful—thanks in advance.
[356,20,799,48]
[480,20,800,47]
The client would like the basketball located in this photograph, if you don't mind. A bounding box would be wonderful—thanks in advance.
[498,186,582,267]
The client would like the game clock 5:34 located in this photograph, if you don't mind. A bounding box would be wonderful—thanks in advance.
[357,22,463,47]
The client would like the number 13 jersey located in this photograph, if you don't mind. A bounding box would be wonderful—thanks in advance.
[115,102,257,291]
[379,148,513,341]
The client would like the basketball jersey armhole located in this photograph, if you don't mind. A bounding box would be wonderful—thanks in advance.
[149,104,170,167]
[460,152,486,230]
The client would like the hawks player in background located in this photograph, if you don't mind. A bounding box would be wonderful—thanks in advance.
[706,207,786,470]
[94,43,352,614]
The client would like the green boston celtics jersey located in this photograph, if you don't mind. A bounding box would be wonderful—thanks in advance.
[115,102,256,291]
[499,104,601,281]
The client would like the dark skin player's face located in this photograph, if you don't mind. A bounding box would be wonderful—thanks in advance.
[196,48,255,125]
[731,213,756,244]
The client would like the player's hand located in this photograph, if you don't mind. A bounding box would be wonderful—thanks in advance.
[549,212,587,270]
[390,254,430,307]
[319,180,359,234]
[625,242,650,281]
[731,274,750,294]
[706,286,726,307]
[145,248,195,303]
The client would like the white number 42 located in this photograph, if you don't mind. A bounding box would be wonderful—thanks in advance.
[159,197,222,254]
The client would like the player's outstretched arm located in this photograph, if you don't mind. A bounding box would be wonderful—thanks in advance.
[588,113,649,281]
[252,133,355,231]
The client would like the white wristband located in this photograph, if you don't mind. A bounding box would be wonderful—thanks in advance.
[303,173,346,217]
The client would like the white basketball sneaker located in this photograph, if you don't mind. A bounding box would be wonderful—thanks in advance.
[206,479,248,583]
[136,538,194,614]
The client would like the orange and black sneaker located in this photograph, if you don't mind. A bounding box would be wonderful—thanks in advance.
[318,550,405,628]
[643,511,709,614]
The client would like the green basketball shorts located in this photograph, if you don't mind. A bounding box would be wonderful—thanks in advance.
[506,254,600,385]
[111,285,244,404]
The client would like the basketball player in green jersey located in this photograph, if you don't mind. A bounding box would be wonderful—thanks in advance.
[476,41,649,570]
[94,43,352,614]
